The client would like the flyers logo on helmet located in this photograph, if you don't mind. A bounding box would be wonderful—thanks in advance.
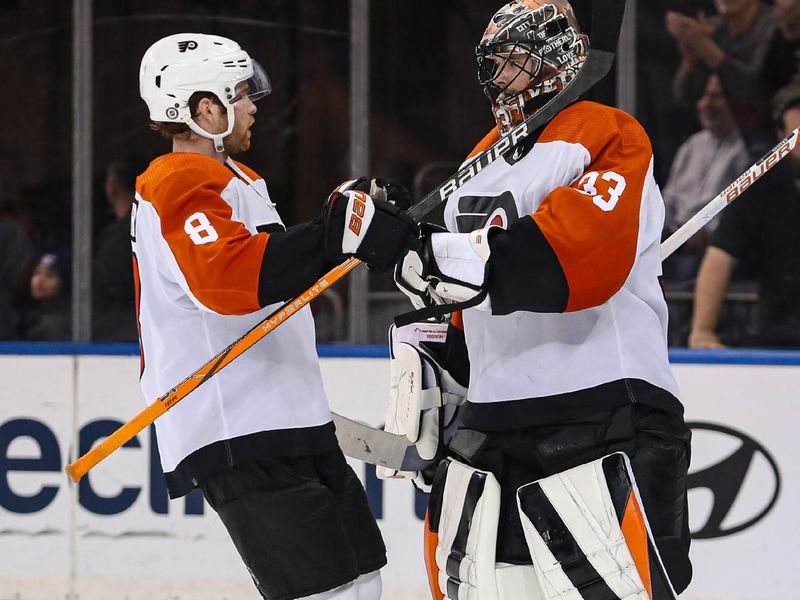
[177,40,198,53]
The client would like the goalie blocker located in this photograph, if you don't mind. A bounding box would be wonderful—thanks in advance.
[425,453,680,600]
[377,322,467,491]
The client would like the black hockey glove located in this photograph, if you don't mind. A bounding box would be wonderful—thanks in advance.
[321,182,419,273]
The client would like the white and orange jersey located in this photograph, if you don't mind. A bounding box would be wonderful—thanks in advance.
[444,101,679,425]
[133,152,334,496]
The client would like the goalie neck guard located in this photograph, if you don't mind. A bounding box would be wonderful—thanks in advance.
[476,0,588,135]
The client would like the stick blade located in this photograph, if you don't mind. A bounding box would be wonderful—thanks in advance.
[333,413,411,469]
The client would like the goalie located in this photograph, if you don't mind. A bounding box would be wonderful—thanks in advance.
[390,2,693,598]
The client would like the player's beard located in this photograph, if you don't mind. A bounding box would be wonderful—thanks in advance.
[223,121,252,155]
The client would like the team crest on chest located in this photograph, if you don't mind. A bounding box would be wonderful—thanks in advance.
[454,190,520,233]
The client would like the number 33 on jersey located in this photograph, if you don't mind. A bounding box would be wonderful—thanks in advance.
[577,170,627,212]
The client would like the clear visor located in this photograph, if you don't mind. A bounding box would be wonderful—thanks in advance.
[248,60,272,100]
[231,59,272,104]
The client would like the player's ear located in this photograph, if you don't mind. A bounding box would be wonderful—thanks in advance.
[202,97,216,115]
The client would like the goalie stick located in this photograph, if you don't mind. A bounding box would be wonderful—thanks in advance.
[661,127,799,259]
[335,126,800,472]
[65,0,626,484]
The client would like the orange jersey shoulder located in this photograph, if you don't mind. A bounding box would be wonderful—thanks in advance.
[137,153,232,213]
[533,102,654,311]
[464,101,652,164]
[539,101,653,162]
[136,152,267,315]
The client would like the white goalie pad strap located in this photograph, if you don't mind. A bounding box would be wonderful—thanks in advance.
[435,459,502,600]
[516,452,679,600]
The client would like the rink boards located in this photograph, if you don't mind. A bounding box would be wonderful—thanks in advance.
[0,344,797,600]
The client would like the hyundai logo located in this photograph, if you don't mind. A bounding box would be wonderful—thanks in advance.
[687,422,781,539]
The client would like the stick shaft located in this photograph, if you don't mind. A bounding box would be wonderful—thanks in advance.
[65,258,361,482]
[661,128,799,260]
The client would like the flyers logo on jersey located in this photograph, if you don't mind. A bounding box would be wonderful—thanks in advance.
[348,191,368,235]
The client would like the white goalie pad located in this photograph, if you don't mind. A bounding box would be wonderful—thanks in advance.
[377,323,466,482]
[516,452,679,600]
[428,458,542,600]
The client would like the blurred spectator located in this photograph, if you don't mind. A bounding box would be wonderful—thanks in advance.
[92,157,144,341]
[688,81,800,348]
[0,198,34,340]
[667,0,777,130]
[636,2,715,185]
[662,75,750,281]
[23,252,71,342]
[762,0,800,94]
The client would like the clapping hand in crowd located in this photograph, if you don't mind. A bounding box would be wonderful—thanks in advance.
[666,11,725,69]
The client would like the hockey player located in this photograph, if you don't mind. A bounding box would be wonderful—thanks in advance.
[136,34,417,600]
[392,2,693,598]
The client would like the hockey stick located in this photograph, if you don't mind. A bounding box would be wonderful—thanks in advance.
[661,127,799,259]
[65,258,361,482]
[64,0,626,483]
[334,126,800,471]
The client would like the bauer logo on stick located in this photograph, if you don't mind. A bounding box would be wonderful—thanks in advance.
[724,130,798,203]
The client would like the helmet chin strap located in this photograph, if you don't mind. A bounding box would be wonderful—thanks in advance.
[186,103,236,153]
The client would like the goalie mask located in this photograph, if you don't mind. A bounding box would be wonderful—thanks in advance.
[139,33,271,152]
[476,0,588,134]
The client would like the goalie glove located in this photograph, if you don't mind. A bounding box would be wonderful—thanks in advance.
[394,223,501,315]
[377,322,467,492]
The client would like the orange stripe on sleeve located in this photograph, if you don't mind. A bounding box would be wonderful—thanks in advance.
[138,154,268,315]
[532,103,651,311]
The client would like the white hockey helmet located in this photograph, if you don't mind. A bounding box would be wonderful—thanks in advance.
[139,33,271,152]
